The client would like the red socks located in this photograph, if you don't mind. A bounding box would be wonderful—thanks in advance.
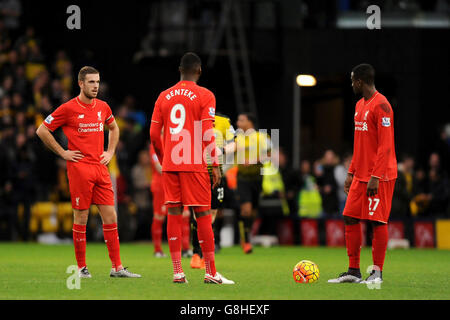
[372,224,388,271]
[167,214,183,274]
[167,213,216,276]
[73,224,86,269]
[103,223,122,271]
[345,222,388,272]
[182,215,191,251]
[196,214,216,276]
[152,218,164,253]
[345,223,362,270]
[74,223,124,272]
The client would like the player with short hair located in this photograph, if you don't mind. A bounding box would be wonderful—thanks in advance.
[150,52,234,284]
[36,66,141,278]
[328,63,397,284]
[233,112,271,254]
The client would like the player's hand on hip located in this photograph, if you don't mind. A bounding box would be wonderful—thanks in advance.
[367,176,380,197]
[344,173,353,195]
[212,166,221,189]
[100,151,114,165]
[62,150,84,162]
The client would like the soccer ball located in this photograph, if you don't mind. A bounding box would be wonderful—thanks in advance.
[293,260,319,283]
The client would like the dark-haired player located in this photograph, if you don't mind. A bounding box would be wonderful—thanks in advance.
[234,112,271,254]
[328,64,397,284]
[150,52,234,284]
[36,66,141,278]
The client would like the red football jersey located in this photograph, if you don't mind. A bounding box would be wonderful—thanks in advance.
[43,97,115,164]
[348,91,397,182]
[150,80,216,172]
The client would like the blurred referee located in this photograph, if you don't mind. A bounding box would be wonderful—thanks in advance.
[233,113,271,254]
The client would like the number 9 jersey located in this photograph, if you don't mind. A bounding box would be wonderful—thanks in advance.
[151,80,216,173]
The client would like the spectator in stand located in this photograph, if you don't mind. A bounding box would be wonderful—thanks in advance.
[334,152,352,213]
[0,95,13,123]
[0,127,16,240]
[434,125,450,176]
[131,149,152,216]
[410,153,450,217]
[131,149,152,240]
[9,132,36,241]
[429,152,441,172]
[297,160,322,218]
[277,148,302,216]
[314,150,339,217]
[425,168,450,217]
[401,154,416,195]
[11,91,25,112]
[118,112,145,184]
[391,154,414,218]
[13,64,28,97]
[123,94,146,129]
[0,75,14,98]
[1,49,19,79]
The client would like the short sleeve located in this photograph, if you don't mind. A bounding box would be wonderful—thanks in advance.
[201,90,216,122]
[105,103,115,125]
[226,124,236,143]
[42,104,68,132]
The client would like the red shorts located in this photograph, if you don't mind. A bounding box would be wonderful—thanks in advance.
[343,179,396,224]
[67,162,115,210]
[151,182,166,216]
[162,171,211,212]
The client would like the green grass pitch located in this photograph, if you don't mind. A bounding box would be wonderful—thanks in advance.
[0,243,449,300]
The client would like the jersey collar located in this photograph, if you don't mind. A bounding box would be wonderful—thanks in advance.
[363,91,378,104]
[178,80,197,86]
[76,96,97,109]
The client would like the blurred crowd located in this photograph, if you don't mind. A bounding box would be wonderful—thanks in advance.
[0,14,149,241]
[270,142,450,221]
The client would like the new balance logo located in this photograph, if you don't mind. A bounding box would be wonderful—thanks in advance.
[78,114,85,119]
[169,237,178,241]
